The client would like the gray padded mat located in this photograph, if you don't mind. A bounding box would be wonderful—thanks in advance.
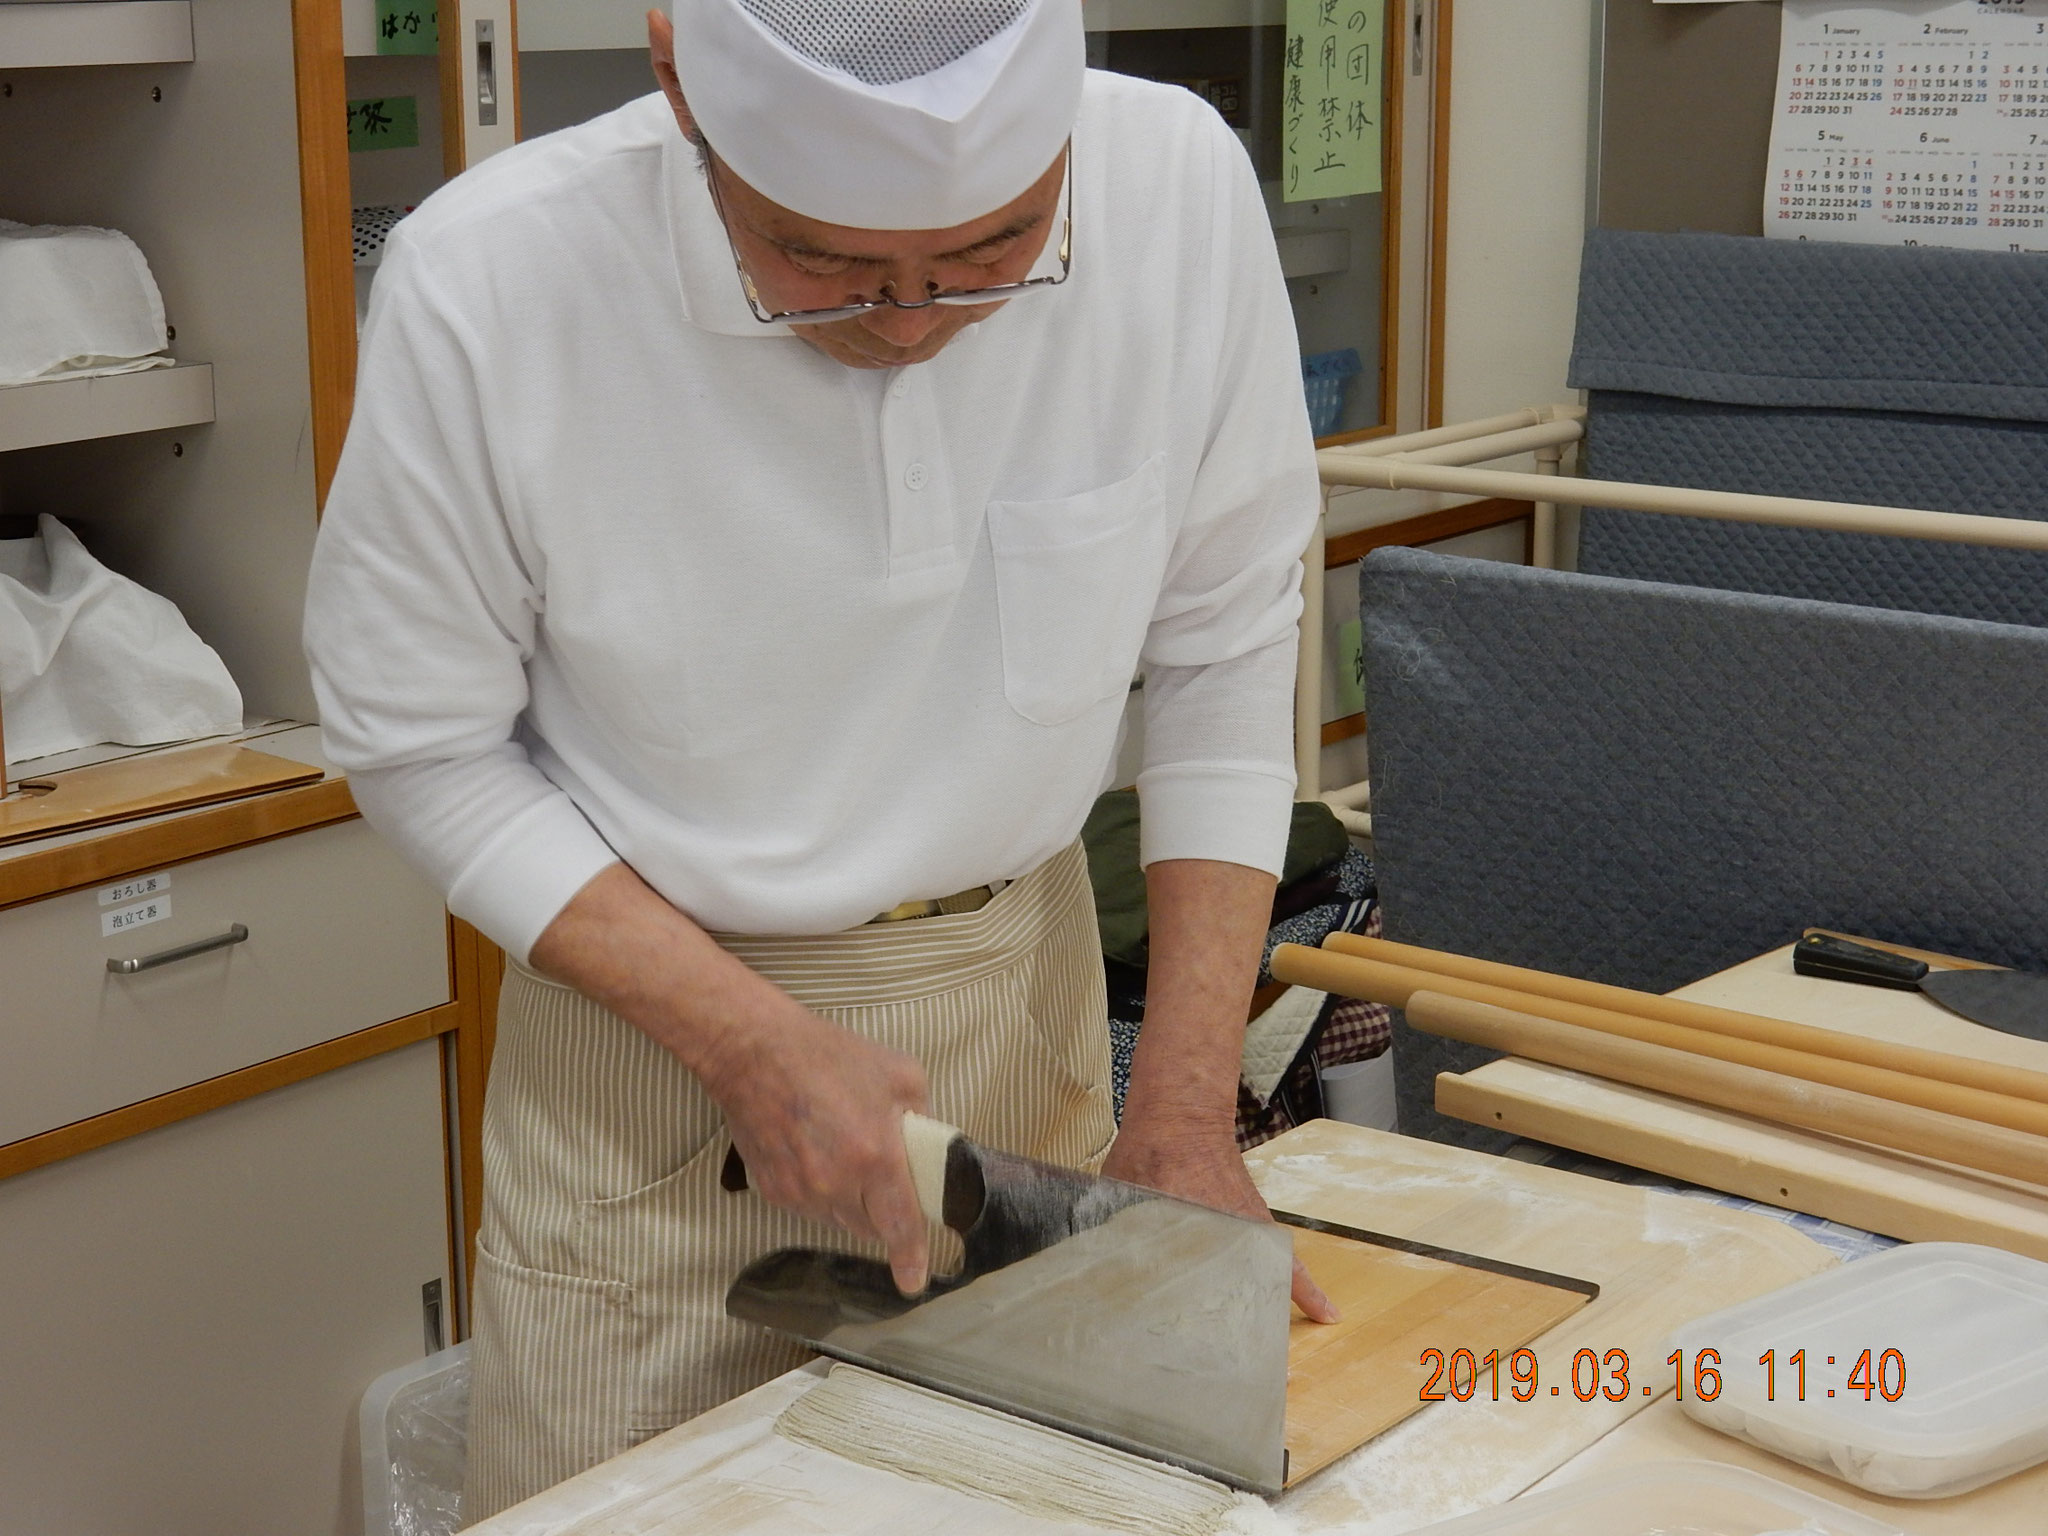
[1578,392,2048,627]
[1566,229,2048,625]
[1569,228,2048,421]
[1360,546,2048,1148]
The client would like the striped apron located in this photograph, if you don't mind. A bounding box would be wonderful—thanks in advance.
[463,840,1117,1519]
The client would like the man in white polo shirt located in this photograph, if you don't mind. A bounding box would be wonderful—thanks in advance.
[305,0,1328,1512]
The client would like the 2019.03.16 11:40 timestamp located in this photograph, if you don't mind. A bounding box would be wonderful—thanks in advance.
[1417,1347,1908,1404]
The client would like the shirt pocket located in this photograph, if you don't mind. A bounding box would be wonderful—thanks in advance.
[986,455,1167,727]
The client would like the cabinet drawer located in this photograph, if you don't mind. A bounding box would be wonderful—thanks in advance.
[0,819,449,1147]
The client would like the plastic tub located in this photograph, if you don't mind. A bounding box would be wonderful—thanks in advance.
[1302,347,1362,436]
[1665,1243,2048,1499]
[360,1342,469,1536]
[1406,1460,1907,1536]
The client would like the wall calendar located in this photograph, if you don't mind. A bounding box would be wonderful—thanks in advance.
[1768,0,2048,250]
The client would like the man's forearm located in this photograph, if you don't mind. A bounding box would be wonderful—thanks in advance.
[526,861,936,1287]
[1111,856,1338,1321]
[1118,858,1276,1140]
[528,860,800,1083]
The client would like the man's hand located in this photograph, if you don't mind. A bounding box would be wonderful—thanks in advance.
[1104,1113,1338,1322]
[698,1006,935,1295]
[1118,857,1340,1324]
[529,862,935,1295]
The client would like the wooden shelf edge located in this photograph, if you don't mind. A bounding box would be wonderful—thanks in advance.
[1324,497,1533,568]
[0,0,194,69]
[0,999,459,1184]
[0,775,358,910]
[0,361,214,454]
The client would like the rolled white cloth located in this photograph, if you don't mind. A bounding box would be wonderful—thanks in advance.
[0,219,172,387]
[0,516,242,766]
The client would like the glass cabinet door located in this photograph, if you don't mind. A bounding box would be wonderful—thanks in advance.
[342,0,519,332]
[1086,0,1399,442]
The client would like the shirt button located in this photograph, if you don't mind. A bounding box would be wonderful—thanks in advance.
[904,462,929,491]
[891,375,910,399]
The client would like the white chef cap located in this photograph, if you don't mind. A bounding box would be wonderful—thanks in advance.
[670,0,1083,230]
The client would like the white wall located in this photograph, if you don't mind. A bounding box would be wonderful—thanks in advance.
[1440,0,1595,422]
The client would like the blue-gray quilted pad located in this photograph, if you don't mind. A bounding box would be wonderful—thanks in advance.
[1359,546,2048,1147]
[1579,391,2048,627]
[1568,229,2048,422]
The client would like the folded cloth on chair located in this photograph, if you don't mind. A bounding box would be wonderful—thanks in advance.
[0,220,172,387]
[0,516,242,766]
[1569,229,2048,422]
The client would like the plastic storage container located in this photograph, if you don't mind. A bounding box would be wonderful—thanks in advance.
[1665,1243,2048,1499]
[1301,347,1362,436]
[1407,1461,1907,1536]
[360,1342,470,1536]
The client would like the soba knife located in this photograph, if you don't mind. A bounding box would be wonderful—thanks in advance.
[1794,933,2048,1043]
[721,1113,1293,1493]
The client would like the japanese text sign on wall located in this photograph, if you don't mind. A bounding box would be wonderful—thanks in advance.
[375,0,438,58]
[1285,0,1386,203]
[348,96,422,153]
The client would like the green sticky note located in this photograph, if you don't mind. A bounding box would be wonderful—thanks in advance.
[1284,0,1386,203]
[347,96,421,153]
[375,0,437,56]
[1335,618,1365,716]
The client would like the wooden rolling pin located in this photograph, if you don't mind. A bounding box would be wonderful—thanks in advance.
[1268,944,2048,1139]
[1315,931,2048,1110]
[1406,990,2048,1189]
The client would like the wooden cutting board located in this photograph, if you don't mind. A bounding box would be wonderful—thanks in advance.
[0,743,323,845]
[1281,1222,1592,1486]
[466,1122,1835,1536]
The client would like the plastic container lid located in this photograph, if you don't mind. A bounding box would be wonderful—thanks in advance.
[1405,1461,1907,1536]
[1665,1243,2048,1499]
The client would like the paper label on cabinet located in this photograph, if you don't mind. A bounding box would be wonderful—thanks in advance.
[1284,0,1386,202]
[102,896,172,938]
[98,871,170,907]
[376,0,438,57]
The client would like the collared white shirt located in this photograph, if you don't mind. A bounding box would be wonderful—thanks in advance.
[305,74,1321,963]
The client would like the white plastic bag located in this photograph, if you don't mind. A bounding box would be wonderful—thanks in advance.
[0,516,242,766]
[361,1344,468,1536]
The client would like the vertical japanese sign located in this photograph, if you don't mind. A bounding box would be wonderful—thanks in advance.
[375,0,438,57]
[1285,0,1387,202]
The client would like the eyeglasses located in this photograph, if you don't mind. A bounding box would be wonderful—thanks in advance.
[703,147,1073,328]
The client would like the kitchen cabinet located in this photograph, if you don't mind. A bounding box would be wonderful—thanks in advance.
[0,4,502,1531]
[0,1041,452,1536]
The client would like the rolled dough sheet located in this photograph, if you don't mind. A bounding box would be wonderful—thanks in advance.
[776,1364,1261,1536]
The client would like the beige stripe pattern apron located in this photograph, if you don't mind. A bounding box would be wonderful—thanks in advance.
[464,841,1116,1519]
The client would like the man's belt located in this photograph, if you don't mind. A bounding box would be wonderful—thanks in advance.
[870,881,1006,924]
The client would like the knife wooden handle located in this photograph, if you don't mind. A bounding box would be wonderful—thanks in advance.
[900,1113,960,1228]
[1793,933,1929,988]
[718,1112,962,1229]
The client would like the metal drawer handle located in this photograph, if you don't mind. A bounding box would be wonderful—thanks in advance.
[107,923,249,975]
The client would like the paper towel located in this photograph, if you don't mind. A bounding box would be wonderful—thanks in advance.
[0,516,242,765]
[0,219,173,387]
